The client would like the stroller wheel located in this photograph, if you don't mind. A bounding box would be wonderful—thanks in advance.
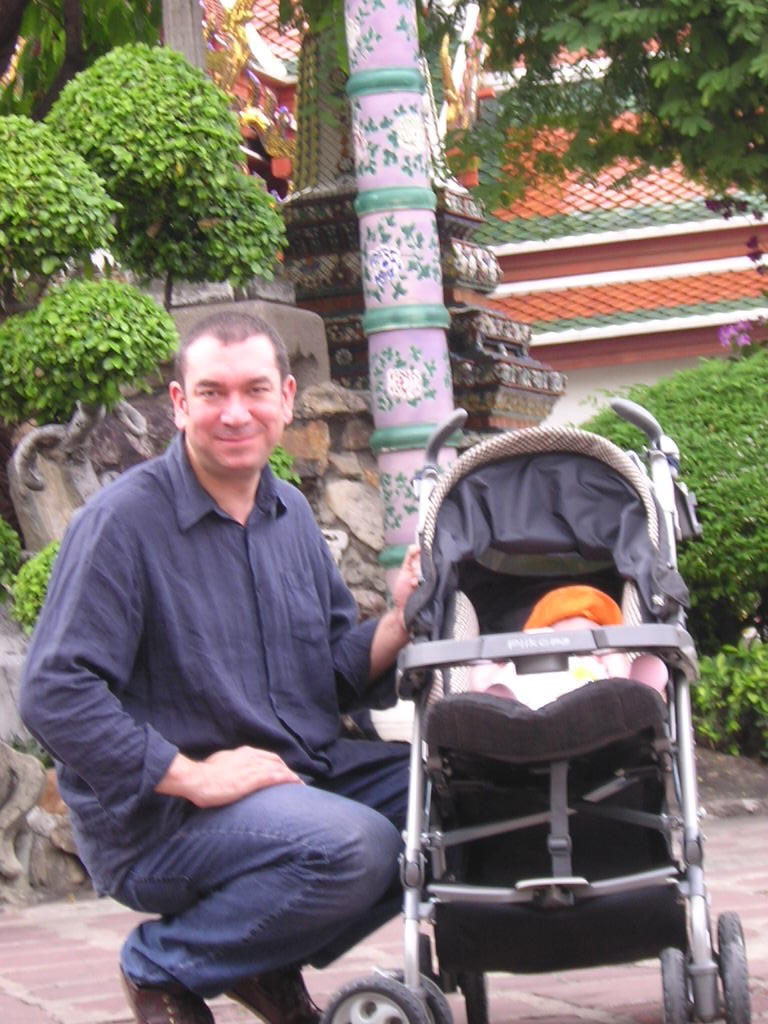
[387,971,453,1024]
[457,973,488,1024]
[321,973,432,1024]
[661,947,691,1024]
[717,913,751,1024]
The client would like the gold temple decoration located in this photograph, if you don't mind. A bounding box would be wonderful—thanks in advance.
[204,0,296,170]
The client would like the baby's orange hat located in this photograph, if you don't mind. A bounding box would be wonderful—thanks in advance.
[524,585,623,630]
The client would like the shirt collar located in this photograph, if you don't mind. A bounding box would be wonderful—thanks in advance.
[164,433,287,531]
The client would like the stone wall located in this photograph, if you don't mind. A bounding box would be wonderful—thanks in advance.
[287,381,388,618]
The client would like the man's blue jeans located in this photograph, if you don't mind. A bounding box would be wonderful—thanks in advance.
[116,743,409,997]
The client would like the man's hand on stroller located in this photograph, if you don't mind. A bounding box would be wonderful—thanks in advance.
[369,545,421,678]
[391,545,421,627]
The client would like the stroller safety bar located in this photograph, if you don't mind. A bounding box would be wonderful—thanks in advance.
[398,623,698,681]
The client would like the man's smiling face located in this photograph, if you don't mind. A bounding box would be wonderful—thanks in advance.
[170,332,296,489]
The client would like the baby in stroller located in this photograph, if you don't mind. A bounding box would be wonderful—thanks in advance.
[469,583,668,704]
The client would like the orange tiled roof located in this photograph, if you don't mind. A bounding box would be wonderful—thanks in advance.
[479,164,732,245]
[488,266,768,336]
[496,163,711,224]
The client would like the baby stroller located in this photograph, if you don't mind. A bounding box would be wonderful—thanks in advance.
[321,401,751,1024]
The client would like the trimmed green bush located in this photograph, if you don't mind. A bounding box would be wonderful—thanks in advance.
[46,44,286,288]
[116,162,288,288]
[0,115,118,302]
[584,350,768,655]
[0,517,22,598]
[11,541,60,633]
[0,278,178,424]
[694,643,768,761]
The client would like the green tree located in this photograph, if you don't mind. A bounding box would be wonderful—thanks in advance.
[0,0,161,118]
[584,348,768,656]
[695,641,768,759]
[46,43,286,306]
[428,0,768,210]
[0,105,178,504]
[0,114,118,318]
[0,515,22,597]
[0,114,177,425]
[10,539,59,631]
[0,12,286,545]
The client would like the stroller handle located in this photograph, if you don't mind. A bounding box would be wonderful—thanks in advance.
[611,397,689,560]
[610,397,680,472]
[424,408,468,467]
[414,409,468,539]
[610,398,663,443]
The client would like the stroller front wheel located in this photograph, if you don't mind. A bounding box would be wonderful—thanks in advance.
[386,971,453,1024]
[661,947,691,1024]
[717,912,751,1024]
[321,973,433,1024]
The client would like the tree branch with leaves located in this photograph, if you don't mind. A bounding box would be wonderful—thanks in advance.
[0,0,162,118]
[430,0,768,210]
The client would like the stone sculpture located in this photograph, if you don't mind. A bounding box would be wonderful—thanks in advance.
[0,740,45,895]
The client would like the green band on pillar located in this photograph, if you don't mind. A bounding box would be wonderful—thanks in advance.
[355,187,436,216]
[379,544,410,569]
[370,424,436,453]
[363,304,451,334]
[371,424,463,454]
[346,68,424,97]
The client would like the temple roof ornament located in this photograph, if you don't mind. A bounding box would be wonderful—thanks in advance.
[203,0,298,190]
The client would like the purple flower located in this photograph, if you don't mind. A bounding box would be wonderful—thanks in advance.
[718,319,762,352]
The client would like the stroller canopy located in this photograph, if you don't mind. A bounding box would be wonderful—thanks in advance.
[408,426,690,639]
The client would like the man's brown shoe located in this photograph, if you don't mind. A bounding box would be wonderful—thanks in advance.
[227,966,321,1024]
[120,967,215,1024]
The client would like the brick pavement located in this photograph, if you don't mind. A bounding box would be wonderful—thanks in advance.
[0,814,765,1024]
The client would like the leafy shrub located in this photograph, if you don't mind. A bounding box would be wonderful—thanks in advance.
[11,736,53,769]
[0,518,22,597]
[583,350,768,654]
[694,643,768,761]
[0,115,117,300]
[0,278,178,424]
[47,44,286,288]
[269,445,301,485]
[11,541,60,633]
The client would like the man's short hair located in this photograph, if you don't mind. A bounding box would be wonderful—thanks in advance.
[175,311,292,381]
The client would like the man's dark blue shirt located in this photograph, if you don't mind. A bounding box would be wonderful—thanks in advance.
[20,435,393,893]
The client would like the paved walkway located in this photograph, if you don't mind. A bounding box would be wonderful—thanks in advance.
[0,814,766,1024]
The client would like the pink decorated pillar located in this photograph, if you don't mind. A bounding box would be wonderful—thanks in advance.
[344,0,456,574]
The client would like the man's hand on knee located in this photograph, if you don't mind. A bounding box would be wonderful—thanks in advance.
[156,747,303,807]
